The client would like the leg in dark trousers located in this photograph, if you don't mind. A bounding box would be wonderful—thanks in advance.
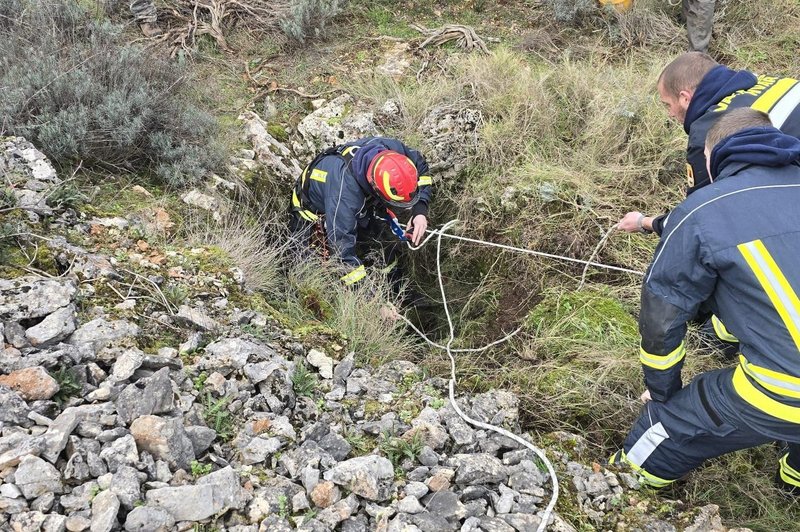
[683,0,716,53]
[777,443,800,494]
[610,369,775,487]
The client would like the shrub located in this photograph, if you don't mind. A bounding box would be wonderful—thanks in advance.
[280,0,346,45]
[0,0,225,187]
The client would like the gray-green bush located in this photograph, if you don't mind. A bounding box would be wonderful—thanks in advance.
[280,0,346,44]
[0,0,225,186]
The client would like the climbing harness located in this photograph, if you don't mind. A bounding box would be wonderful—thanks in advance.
[400,220,644,532]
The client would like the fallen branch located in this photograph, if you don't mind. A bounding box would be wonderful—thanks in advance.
[411,23,491,54]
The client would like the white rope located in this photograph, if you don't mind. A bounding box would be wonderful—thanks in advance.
[577,225,617,290]
[409,227,644,276]
[399,220,645,529]
[410,220,559,532]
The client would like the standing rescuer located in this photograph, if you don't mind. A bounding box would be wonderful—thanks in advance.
[610,107,800,493]
[289,136,433,288]
[618,52,800,236]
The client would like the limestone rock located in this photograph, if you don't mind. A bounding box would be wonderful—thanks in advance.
[90,490,120,532]
[0,366,59,401]
[307,349,334,380]
[25,305,77,347]
[68,318,139,354]
[130,415,195,470]
[0,385,31,424]
[176,305,220,332]
[145,484,216,521]
[238,111,303,184]
[15,455,64,499]
[124,506,175,531]
[200,338,272,373]
[451,453,508,485]
[195,466,250,513]
[0,278,77,321]
[323,455,394,502]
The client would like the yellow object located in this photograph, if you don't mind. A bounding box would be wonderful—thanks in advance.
[599,0,633,12]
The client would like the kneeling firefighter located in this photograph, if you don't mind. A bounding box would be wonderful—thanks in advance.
[289,137,433,289]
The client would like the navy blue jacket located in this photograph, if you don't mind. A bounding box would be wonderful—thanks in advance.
[639,127,800,438]
[652,67,800,235]
[293,137,432,271]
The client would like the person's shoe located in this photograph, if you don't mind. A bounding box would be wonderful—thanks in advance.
[139,22,163,38]
[775,468,800,496]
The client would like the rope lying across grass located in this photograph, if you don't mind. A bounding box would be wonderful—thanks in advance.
[401,220,644,531]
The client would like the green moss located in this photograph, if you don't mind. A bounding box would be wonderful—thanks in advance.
[267,124,289,142]
[363,400,387,419]
[525,288,638,352]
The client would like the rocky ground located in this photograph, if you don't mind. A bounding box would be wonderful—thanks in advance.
[0,107,751,531]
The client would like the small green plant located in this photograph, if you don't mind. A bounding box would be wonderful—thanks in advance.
[201,392,234,441]
[429,398,446,409]
[379,431,424,467]
[399,409,415,424]
[52,367,82,404]
[344,430,374,457]
[46,182,86,210]
[190,460,212,477]
[163,283,189,308]
[193,371,209,391]
[88,484,101,501]
[292,362,318,397]
[277,494,289,519]
[0,186,17,210]
[240,323,266,339]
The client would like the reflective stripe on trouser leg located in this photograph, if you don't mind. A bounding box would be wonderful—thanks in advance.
[779,443,800,488]
[613,419,675,488]
[614,370,776,488]
[711,315,738,343]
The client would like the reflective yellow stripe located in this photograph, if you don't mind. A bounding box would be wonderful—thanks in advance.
[299,210,318,222]
[711,315,738,343]
[616,450,674,488]
[752,78,799,113]
[769,81,800,128]
[739,355,800,399]
[310,168,327,183]
[292,190,318,222]
[340,265,366,285]
[639,342,686,370]
[418,175,433,186]
[342,146,358,156]
[732,365,800,423]
[738,240,800,352]
[779,454,800,487]
[381,170,404,201]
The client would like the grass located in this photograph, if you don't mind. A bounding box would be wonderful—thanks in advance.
[52,367,82,404]
[379,430,424,468]
[291,361,318,398]
[201,392,235,442]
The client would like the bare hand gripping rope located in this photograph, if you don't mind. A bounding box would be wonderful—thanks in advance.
[400,220,644,531]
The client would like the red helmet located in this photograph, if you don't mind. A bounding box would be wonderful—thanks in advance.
[366,150,419,208]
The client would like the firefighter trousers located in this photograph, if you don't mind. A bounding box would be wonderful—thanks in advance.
[611,368,800,492]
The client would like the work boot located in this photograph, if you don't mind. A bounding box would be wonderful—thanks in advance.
[776,451,800,496]
[139,22,163,38]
